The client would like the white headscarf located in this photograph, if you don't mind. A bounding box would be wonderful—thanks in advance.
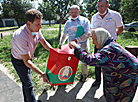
[91,28,111,49]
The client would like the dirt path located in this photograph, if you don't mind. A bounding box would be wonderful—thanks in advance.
[1,31,14,36]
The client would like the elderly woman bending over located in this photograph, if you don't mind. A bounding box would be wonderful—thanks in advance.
[69,28,138,102]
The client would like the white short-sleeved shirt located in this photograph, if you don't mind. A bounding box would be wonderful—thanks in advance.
[91,9,123,40]
[11,24,44,59]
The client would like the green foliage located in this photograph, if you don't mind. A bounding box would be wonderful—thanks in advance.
[79,1,90,17]
[120,0,138,23]
[85,0,97,17]
[116,31,138,47]
[0,35,12,63]
[38,1,57,26]
[43,0,68,21]
[109,0,122,12]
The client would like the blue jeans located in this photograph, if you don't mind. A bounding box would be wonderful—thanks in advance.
[94,46,101,82]
[11,54,37,102]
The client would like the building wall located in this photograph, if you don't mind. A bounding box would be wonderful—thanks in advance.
[42,19,57,25]
[0,18,18,27]
[0,20,3,27]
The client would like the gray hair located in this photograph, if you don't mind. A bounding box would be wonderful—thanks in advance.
[97,0,109,4]
[70,5,80,10]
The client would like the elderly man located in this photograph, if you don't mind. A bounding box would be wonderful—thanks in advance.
[59,5,90,82]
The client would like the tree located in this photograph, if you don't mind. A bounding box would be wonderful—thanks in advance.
[1,0,32,28]
[120,0,138,23]
[85,0,97,19]
[109,0,122,12]
[50,0,72,38]
[38,1,57,26]
[1,0,11,18]
[79,2,87,17]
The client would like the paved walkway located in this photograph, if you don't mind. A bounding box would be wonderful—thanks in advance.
[0,63,138,102]
[0,64,24,102]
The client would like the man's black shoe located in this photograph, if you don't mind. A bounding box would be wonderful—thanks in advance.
[92,81,101,87]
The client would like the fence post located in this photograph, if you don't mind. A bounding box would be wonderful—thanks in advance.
[1,33,3,39]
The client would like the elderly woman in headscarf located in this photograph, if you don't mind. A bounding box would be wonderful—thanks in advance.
[69,28,138,102]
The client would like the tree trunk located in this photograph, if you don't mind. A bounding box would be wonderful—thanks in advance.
[16,18,20,28]
[49,20,51,26]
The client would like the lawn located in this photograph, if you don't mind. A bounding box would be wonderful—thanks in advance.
[0,24,138,96]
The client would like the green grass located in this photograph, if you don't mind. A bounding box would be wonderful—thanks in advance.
[116,31,138,48]
[41,24,64,29]
[0,25,138,96]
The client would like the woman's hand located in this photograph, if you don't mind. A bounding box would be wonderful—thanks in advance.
[69,41,78,49]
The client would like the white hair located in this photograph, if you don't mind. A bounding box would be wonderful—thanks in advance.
[70,5,80,10]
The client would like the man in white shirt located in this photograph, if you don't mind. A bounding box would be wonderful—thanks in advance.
[91,0,123,87]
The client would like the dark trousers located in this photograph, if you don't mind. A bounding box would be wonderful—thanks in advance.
[94,46,101,82]
[11,54,37,102]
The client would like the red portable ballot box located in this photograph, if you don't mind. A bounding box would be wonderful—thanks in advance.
[46,47,79,86]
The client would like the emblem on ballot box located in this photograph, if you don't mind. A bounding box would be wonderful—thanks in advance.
[58,66,72,81]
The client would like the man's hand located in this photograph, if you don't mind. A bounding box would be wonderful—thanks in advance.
[41,73,49,83]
